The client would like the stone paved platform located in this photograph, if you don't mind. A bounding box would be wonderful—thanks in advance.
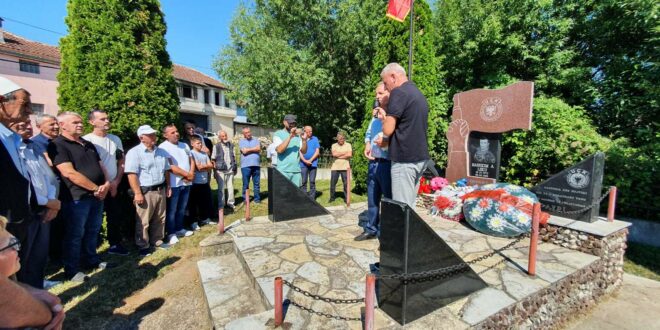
[213,203,599,329]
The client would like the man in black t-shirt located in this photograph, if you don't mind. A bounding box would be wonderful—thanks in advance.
[48,112,111,281]
[375,63,430,208]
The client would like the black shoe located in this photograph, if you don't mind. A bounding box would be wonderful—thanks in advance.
[108,245,129,256]
[354,232,377,241]
[328,198,336,203]
[139,248,153,257]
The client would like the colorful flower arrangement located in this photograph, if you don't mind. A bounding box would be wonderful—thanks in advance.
[426,177,476,222]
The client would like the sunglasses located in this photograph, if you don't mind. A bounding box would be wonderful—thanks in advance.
[0,237,20,253]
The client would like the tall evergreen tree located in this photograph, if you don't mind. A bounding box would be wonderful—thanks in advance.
[58,0,180,143]
[352,0,450,192]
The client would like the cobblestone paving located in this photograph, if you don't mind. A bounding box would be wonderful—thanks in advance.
[223,203,599,329]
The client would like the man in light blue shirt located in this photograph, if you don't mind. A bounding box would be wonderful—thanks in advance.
[239,127,262,203]
[356,82,392,241]
[125,125,171,256]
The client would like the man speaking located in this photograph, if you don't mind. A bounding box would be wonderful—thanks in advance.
[376,63,430,209]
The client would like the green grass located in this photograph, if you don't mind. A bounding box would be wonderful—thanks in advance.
[623,242,660,281]
[46,178,367,328]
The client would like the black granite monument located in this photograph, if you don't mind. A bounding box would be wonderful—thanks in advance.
[468,132,502,180]
[531,152,605,223]
[267,167,330,222]
[378,199,488,325]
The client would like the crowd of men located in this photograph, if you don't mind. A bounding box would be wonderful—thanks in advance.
[0,61,428,329]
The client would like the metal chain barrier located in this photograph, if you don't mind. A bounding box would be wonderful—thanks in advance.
[282,279,365,304]
[378,233,529,281]
[288,299,362,321]
[540,189,610,215]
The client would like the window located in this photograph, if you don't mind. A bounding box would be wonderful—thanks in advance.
[19,60,40,74]
[224,96,230,108]
[31,103,44,115]
[181,85,197,99]
[214,92,220,106]
[204,89,210,104]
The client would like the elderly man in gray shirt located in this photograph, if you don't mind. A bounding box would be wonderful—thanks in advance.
[125,125,171,257]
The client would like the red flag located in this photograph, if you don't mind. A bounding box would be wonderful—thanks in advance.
[386,0,412,22]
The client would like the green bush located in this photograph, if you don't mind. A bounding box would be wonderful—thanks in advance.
[604,139,659,221]
[500,97,611,185]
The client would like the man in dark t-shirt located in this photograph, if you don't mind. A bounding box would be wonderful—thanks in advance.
[48,112,110,281]
[376,62,430,208]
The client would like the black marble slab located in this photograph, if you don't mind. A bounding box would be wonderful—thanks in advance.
[378,199,488,325]
[267,167,330,222]
[531,152,605,223]
[468,131,501,180]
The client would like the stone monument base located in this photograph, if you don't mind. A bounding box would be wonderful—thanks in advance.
[197,203,630,329]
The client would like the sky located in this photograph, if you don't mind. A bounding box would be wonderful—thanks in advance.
[0,0,241,80]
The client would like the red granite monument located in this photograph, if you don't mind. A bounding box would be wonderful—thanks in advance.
[446,82,534,185]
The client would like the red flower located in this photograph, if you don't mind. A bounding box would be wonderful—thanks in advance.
[434,196,453,209]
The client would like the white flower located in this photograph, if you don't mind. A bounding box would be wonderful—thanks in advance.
[516,213,530,225]
[470,207,484,219]
[487,215,505,231]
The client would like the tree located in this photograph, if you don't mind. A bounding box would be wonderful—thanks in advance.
[352,0,450,192]
[58,0,180,143]
[215,0,383,147]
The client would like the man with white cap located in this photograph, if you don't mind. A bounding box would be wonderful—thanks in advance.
[0,76,34,226]
[125,125,171,257]
[0,76,65,330]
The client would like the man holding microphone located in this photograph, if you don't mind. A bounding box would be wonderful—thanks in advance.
[272,114,307,185]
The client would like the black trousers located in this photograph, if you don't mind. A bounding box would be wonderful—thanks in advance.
[329,170,347,199]
[188,183,214,222]
[9,215,49,288]
[104,191,126,247]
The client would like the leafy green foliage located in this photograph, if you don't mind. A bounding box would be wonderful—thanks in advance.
[604,139,659,220]
[500,97,611,185]
[215,0,383,146]
[352,0,450,193]
[58,0,180,143]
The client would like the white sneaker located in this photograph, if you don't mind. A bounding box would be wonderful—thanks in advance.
[176,229,193,237]
[199,218,211,226]
[191,222,201,231]
[43,279,62,289]
[168,234,179,245]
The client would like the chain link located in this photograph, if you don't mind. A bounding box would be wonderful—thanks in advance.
[540,189,610,215]
[377,233,529,281]
[288,299,362,321]
[282,279,365,304]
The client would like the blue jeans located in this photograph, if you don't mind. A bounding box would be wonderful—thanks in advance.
[167,185,191,235]
[62,197,104,277]
[365,160,392,236]
[241,166,261,202]
[300,165,317,199]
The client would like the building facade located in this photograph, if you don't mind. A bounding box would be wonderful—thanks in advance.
[0,25,236,135]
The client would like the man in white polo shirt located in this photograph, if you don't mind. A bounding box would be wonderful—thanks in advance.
[159,124,194,244]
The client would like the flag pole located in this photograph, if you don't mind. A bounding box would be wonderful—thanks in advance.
[407,0,414,80]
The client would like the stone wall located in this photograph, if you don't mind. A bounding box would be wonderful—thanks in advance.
[475,227,628,329]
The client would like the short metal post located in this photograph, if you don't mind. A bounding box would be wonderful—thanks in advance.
[274,277,283,326]
[347,167,352,207]
[607,186,617,222]
[218,209,224,234]
[364,274,376,330]
[245,188,251,221]
[528,203,540,276]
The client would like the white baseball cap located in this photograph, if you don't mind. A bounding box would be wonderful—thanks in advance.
[137,125,157,137]
[0,76,22,96]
